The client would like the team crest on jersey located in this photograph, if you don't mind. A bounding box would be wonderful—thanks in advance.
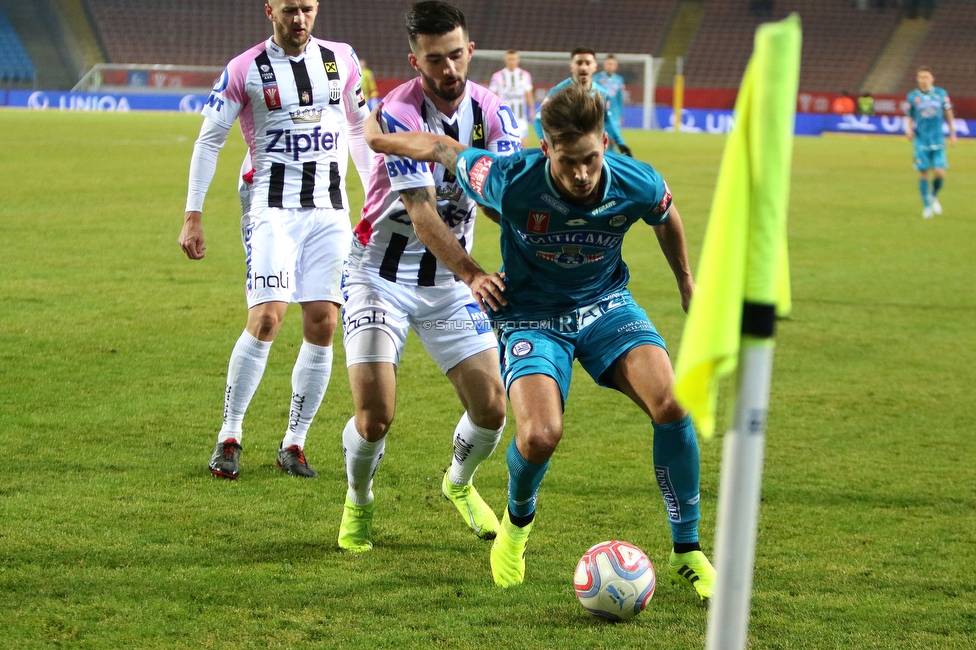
[608,214,627,227]
[467,156,493,198]
[289,108,323,124]
[536,246,605,268]
[263,85,282,109]
[330,79,342,102]
[653,182,672,214]
[527,211,550,233]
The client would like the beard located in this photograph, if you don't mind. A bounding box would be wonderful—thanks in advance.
[421,70,466,103]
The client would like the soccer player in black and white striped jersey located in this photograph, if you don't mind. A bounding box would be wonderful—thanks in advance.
[488,50,534,148]
[179,0,373,480]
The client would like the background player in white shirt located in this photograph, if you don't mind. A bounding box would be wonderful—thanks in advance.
[178,0,373,480]
[488,50,534,149]
[336,1,520,553]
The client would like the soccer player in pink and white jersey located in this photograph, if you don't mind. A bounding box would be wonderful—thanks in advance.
[336,1,522,552]
[179,0,373,480]
[488,50,534,148]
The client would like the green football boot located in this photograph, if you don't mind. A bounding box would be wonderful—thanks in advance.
[337,497,374,553]
[442,473,499,540]
[490,510,533,587]
[669,549,716,603]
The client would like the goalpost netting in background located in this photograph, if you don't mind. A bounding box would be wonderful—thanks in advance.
[469,50,662,130]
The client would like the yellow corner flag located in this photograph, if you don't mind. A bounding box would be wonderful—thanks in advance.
[673,14,801,438]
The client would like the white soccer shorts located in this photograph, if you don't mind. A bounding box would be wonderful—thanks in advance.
[342,267,498,374]
[240,206,351,308]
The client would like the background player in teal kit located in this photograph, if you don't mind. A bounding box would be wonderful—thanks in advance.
[533,47,632,157]
[905,66,956,219]
[363,84,714,601]
[593,54,626,136]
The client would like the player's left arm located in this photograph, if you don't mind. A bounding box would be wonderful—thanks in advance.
[363,105,468,169]
[652,205,695,313]
[343,46,374,187]
[944,104,957,145]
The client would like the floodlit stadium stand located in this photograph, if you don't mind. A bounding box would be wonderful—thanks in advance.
[0,6,35,82]
[684,0,900,92]
[899,0,976,97]
[79,0,975,99]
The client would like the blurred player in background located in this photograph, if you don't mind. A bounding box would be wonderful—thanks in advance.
[359,57,380,109]
[336,1,522,553]
[489,49,534,148]
[905,67,956,218]
[178,0,373,480]
[533,47,631,156]
[593,54,625,139]
[363,84,715,601]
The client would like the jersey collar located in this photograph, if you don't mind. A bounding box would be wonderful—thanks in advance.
[267,36,312,61]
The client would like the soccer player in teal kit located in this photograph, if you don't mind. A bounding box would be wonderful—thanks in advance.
[905,67,956,218]
[363,83,715,602]
[533,48,631,157]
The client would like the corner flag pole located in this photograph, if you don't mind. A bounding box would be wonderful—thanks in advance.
[670,14,800,650]
[705,18,799,650]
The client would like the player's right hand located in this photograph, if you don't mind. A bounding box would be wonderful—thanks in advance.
[470,271,507,313]
[179,211,207,260]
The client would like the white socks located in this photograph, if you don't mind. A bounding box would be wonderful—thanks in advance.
[447,412,504,486]
[342,417,385,505]
[218,331,271,443]
[281,342,333,449]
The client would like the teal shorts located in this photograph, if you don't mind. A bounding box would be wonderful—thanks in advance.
[914,144,947,171]
[496,289,667,407]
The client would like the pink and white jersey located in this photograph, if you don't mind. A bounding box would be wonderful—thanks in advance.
[351,78,522,287]
[489,67,533,122]
[202,37,367,211]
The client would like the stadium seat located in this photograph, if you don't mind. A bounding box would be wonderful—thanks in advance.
[0,7,36,82]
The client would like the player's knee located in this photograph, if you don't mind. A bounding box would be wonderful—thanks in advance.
[355,408,393,442]
[302,306,339,344]
[520,421,562,462]
[248,308,283,340]
[651,394,687,425]
[468,382,507,430]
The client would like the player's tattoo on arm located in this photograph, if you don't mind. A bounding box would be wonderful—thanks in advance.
[398,186,437,209]
[431,141,465,172]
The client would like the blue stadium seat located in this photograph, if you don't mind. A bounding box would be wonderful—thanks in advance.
[0,7,35,82]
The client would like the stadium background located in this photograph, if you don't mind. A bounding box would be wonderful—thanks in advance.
[1,0,975,119]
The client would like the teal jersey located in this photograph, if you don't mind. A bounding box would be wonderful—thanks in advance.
[454,148,672,320]
[593,71,626,123]
[906,87,952,148]
[533,78,627,146]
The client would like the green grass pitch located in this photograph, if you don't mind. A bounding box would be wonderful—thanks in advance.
[0,109,974,648]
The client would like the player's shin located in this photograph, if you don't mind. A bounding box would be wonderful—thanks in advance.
[282,342,333,449]
[342,417,386,505]
[448,412,504,485]
[919,179,932,207]
[218,331,272,442]
[652,415,701,544]
[506,437,549,526]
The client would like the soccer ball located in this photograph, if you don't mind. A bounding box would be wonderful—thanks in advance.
[574,540,656,621]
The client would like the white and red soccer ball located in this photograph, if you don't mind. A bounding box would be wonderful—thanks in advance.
[574,540,656,621]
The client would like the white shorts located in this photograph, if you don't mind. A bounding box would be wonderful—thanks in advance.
[515,116,531,140]
[241,206,351,308]
[341,267,498,374]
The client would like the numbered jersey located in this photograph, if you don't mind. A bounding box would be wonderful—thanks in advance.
[202,37,366,211]
[489,67,533,123]
[352,78,522,286]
